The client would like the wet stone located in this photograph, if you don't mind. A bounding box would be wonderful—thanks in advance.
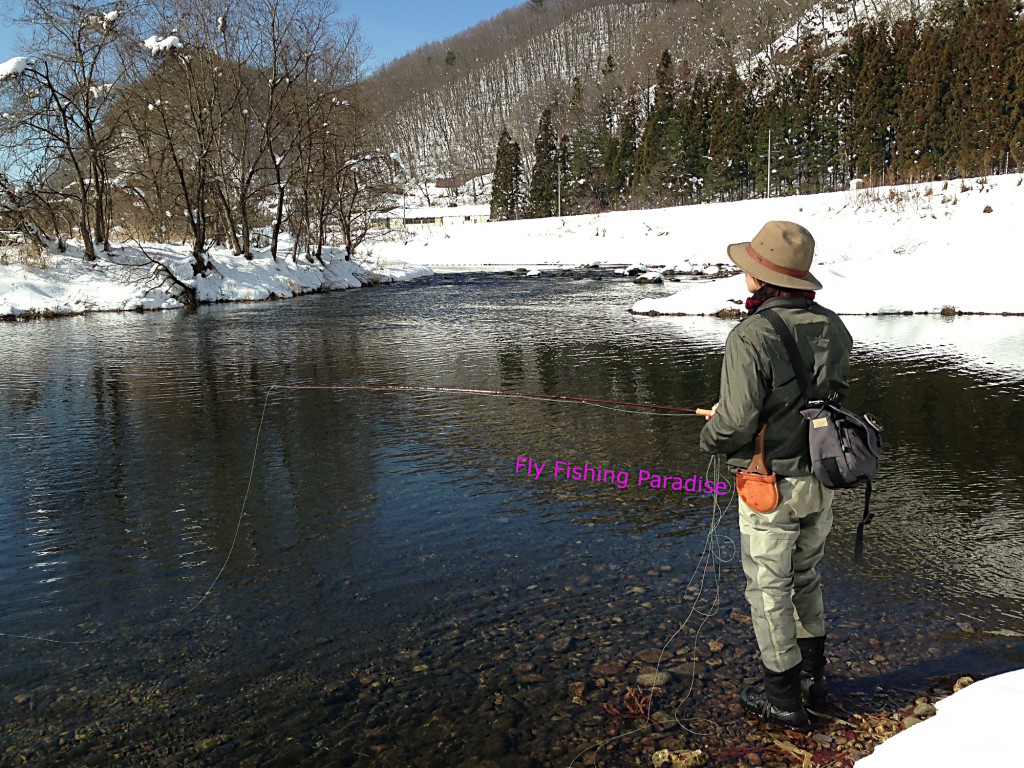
[636,671,672,688]
[636,649,663,664]
[551,636,575,653]
[160,677,186,693]
[480,732,509,758]
[515,673,544,685]
[591,661,625,677]
[668,662,707,679]
[913,702,937,718]
[195,735,228,752]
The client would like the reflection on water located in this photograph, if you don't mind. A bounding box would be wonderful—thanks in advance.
[1,273,1023,765]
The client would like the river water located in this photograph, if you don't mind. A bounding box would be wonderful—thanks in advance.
[1,273,1023,767]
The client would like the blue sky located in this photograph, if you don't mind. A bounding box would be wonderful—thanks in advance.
[0,0,525,72]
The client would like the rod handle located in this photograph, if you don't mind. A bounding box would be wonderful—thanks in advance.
[696,408,715,418]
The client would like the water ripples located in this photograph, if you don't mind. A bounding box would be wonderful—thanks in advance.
[1,273,1023,765]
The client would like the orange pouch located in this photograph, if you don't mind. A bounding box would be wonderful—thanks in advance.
[735,421,780,513]
[735,469,780,513]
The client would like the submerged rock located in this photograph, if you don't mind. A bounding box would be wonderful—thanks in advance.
[636,671,672,688]
[652,747,707,768]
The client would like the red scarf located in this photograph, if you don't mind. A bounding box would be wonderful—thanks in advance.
[746,286,816,315]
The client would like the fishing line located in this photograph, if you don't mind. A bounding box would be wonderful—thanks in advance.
[3,382,745,768]
[1,383,707,648]
[567,454,739,767]
[0,386,278,647]
[5,381,737,760]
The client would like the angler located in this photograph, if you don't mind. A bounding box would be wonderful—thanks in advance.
[700,221,853,732]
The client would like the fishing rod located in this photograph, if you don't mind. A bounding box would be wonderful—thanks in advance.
[272,383,715,417]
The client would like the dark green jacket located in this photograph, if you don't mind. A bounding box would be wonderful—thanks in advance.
[700,297,852,477]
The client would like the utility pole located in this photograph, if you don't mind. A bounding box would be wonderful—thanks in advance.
[557,161,562,217]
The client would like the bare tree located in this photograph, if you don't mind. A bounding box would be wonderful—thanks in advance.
[332,98,401,259]
[0,0,130,260]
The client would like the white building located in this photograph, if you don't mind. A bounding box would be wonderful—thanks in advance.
[386,204,491,230]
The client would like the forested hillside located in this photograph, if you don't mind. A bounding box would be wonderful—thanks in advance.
[366,0,823,200]
[369,0,1024,218]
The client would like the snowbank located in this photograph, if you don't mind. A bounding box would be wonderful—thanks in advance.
[631,177,1021,316]
[4,173,1024,318]
[856,669,1024,767]
[0,241,431,319]
[370,174,1024,315]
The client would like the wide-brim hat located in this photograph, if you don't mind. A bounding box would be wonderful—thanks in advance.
[726,220,823,291]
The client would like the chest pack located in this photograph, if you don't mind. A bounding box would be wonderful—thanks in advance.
[761,309,883,558]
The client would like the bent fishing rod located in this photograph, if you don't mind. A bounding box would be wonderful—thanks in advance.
[267,383,714,417]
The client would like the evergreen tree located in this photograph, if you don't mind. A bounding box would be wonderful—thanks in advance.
[889,16,921,182]
[706,68,750,201]
[959,0,1015,174]
[849,22,897,184]
[1006,3,1024,170]
[901,13,955,178]
[528,106,559,218]
[580,90,623,211]
[788,41,838,194]
[633,50,676,191]
[611,97,640,204]
[634,51,705,206]
[490,127,522,221]
[557,133,571,215]
[509,140,523,217]
[674,71,709,203]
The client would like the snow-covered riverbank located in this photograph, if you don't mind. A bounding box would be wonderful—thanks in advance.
[856,669,1024,768]
[370,173,1024,316]
[4,173,1023,319]
[0,241,431,319]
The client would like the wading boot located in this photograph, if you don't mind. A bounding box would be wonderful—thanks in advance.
[740,664,812,732]
[797,636,828,710]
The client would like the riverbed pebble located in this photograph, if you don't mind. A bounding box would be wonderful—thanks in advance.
[636,671,672,688]
[913,702,937,718]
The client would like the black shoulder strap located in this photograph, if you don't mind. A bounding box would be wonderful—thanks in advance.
[855,479,873,560]
[763,308,875,562]
[760,308,812,401]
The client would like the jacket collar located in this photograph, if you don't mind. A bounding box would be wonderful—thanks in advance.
[750,296,814,315]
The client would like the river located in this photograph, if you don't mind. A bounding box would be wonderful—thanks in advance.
[1,272,1022,767]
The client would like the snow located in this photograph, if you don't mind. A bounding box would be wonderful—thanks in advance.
[0,56,28,81]
[143,35,183,56]
[741,1,937,84]
[0,241,430,319]
[855,669,1024,767]
[4,173,1024,324]
[371,174,1024,317]
[389,152,408,173]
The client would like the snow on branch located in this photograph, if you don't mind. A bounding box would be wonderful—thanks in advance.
[0,57,29,82]
[84,10,120,33]
[143,35,183,56]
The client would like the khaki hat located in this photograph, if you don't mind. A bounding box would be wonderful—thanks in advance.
[726,221,822,291]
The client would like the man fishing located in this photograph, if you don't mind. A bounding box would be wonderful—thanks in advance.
[700,221,853,731]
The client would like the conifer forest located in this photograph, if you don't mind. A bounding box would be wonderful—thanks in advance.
[491,0,1024,220]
